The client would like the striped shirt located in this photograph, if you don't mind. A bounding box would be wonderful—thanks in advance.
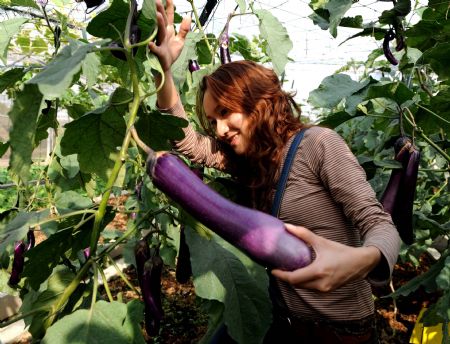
[165,100,401,321]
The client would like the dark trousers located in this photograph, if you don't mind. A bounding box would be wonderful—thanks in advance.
[210,314,378,344]
[263,313,378,344]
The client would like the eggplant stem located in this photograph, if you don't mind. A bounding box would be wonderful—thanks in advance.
[403,107,450,164]
[107,254,141,297]
[98,266,114,302]
[131,126,152,155]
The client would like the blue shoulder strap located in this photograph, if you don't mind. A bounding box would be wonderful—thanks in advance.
[271,129,306,217]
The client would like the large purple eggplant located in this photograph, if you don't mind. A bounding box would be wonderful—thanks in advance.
[8,230,35,286]
[146,152,312,271]
[219,21,231,64]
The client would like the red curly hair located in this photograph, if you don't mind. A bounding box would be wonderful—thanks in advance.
[196,60,306,211]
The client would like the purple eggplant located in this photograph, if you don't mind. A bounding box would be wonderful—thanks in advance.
[176,226,192,284]
[26,230,35,251]
[188,59,200,73]
[381,136,420,244]
[383,28,398,65]
[142,251,164,336]
[146,152,312,271]
[134,239,151,288]
[219,21,231,64]
[8,241,26,286]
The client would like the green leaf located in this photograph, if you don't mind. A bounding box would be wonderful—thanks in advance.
[171,32,202,91]
[365,82,415,106]
[60,102,127,181]
[186,227,271,344]
[388,254,447,298]
[423,42,450,79]
[21,268,75,338]
[41,300,146,344]
[254,9,292,75]
[309,0,353,37]
[82,52,101,89]
[134,109,187,151]
[0,210,50,253]
[7,84,43,182]
[379,0,411,25]
[318,111,363,129]
[28,41,92,98]
[0,68,26,92]
[308,74,367,109]
[86,0,129,40]
[0,0,38,9]
[0,17,28,63]
[60,154,80,179]
[141,0,157,22]
[54,191,93,211]
[436,256,450,290]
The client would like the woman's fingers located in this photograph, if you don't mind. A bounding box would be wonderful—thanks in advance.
[156,0,168,27]
[165,0,175,25]
[177,16,191,41]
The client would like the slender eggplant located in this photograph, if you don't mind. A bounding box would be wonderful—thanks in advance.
[146,151,312,271]
[219,19,231,64]
[8,241,26,286]
[391,147,420,245]
[175,225,192,284]
[380,136,420,244]
[134,239,151,288]
[383,28,398,65]
[142,250,164,336]
[26,230,35,251]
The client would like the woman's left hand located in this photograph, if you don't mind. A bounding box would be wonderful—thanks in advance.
[271,224,382,292]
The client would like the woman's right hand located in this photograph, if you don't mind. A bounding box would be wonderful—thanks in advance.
[149,0,191,72]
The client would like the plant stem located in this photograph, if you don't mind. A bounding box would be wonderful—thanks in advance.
[43,259,93,329]
[187,0,213,53]
[416,103,450,125]
[0,306,49,328]
[107,254,141,296]
[403,107,450,164]
[88,53,142,255]
[99,266,114,302]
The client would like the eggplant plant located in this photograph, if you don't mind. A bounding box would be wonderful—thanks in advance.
[0,0,449,343]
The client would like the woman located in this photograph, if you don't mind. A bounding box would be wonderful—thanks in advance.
[149,1,401,342]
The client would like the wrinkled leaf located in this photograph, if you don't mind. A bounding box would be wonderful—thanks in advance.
[28,41,92,97]
[41,300,146,344]
[0,68,26,92]
[60,102,127,181]
[0,17,28,63]
[254,9,292,75]
[7,84,43,183]
[186,227,271,344]
[0,210,49,253]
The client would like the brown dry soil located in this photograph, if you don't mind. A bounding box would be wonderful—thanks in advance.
[12,196,441,343]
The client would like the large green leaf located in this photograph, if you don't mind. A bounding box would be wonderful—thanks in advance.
[0,17,28,63]
[171,32,202,91]
[186,227,271,344]
[423,42,450,79]
[254,9,292,75]
[60,101,127,181]
[86,0,129,40]
[7,84,43,182]
[309,0,353,38]
[0,68,26,92]
[308,74,367,109]
[22,268,75,338]
[365,82,415,106]
[0,210,50,252]
[41,300,145,344]
[28,41,92,97]
[416,90,450,134]
[134,109,188,151]
[82,52,101,89]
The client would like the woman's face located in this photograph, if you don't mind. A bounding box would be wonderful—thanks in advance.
[203,89,251,155]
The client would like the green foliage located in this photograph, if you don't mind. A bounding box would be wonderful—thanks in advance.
[1,0,449,342]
